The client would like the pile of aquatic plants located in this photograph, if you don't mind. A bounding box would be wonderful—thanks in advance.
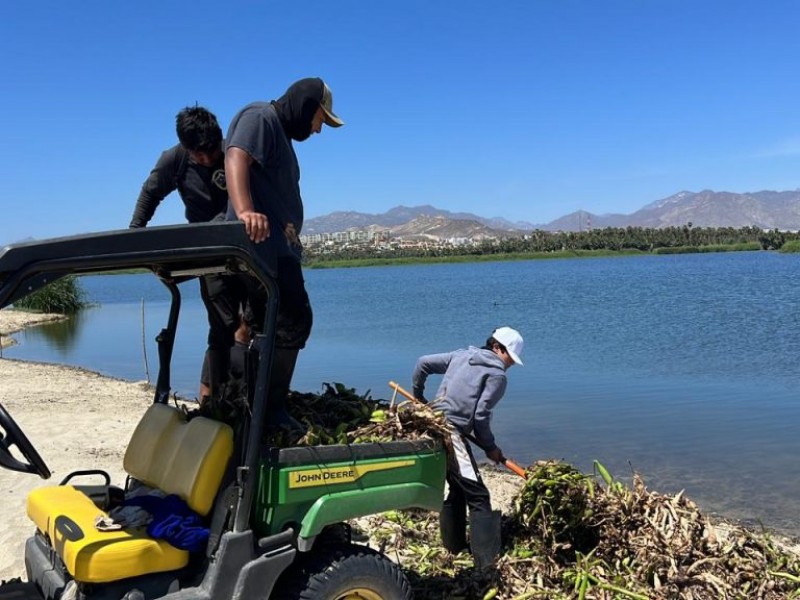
[357,460,800,599]
[197,384,800,598]
[279,382,451,449]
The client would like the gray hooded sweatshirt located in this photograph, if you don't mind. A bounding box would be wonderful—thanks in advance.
[412,346,507,453]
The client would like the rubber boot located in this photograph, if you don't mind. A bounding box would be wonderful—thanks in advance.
[439,501,468,553]
[265,348,305,435]
[469,510,501,571]
[205,345,231,398]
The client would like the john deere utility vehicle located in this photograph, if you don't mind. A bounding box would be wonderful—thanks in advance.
[0,222,446,600]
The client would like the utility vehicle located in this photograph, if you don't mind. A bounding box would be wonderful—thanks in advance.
[0,222,446,600]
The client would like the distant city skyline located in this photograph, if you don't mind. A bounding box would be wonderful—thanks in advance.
[3,1,800,241]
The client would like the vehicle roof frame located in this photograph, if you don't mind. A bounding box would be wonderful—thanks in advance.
[0,222,279,532]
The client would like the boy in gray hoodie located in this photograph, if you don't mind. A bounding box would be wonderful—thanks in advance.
[411,326,524,570]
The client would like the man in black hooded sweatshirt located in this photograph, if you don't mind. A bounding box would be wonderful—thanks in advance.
[225,77,344,430]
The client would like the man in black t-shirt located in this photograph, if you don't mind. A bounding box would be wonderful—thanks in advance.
[130,107,245,399]
[225,78,344,431]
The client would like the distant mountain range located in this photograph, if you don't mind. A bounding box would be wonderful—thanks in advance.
[304,205,536,235]
[304,190,800,237]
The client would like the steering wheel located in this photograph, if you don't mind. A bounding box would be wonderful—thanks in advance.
[0,402,51,479]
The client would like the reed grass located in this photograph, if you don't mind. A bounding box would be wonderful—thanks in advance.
[12,275,87,314]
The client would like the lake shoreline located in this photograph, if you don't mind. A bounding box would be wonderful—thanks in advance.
[0,308,525,580]
[0,309,66,349]
[2,307,799,586]
[304,243,781,269]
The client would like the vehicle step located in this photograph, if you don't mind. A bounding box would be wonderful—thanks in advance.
[0,579,42,600]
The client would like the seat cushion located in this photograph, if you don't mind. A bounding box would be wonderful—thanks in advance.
[26,486,188,583]
[123,403,234,515]
[122,403,183,480]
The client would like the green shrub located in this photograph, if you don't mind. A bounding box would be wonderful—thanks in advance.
[653,242,760,255]
[13,275,87,314]
[653,246,699,254]
[779,240,800,253]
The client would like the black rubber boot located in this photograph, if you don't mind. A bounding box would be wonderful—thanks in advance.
[469,510,501,571]
[439,501,468,553]
[205,345,231,398]
[265,348,305,434]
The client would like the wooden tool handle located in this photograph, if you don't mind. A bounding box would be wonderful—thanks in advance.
[388,381,526,479]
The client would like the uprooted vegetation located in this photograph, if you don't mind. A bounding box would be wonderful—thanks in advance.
[197,383,800,598]
[357,459,800,599]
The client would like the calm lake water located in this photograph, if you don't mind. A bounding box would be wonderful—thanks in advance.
[4,252,800,537]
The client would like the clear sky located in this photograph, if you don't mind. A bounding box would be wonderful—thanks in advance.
[2,0,800,241]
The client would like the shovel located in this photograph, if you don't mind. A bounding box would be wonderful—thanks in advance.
[388,381,527,479]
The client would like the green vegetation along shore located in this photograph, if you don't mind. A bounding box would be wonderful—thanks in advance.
[305,225,799,268]
[11,275,87,314]
[780,240,800,253]
[307,248,648,269]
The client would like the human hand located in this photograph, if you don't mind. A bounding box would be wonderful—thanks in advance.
[239,211,270,243]
[486,447,504,464]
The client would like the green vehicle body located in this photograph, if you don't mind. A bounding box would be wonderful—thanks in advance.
[0,222,446,600]
[257,441,446,546]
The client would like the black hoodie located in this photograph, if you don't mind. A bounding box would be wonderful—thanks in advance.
[271,77,324,142]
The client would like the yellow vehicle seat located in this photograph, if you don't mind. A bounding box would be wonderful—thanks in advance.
[26,403,234,583]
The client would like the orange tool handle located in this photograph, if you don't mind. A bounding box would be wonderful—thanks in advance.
[388,381,527,479]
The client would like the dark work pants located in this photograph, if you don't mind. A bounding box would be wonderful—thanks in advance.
[245,257,313,350]
[199,258,313,394]
[244,258,313,428]
[445,430,492,516]
[199,274,248,394]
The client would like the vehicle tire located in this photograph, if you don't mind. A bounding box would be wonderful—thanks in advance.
[277,543,413,600]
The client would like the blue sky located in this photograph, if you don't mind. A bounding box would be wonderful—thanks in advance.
[2,0,800,241]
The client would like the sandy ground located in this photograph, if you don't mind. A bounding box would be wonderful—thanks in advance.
[0,308,526,582]
[0,309,155,580]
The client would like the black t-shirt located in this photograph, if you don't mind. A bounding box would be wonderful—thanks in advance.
[225,102,303,261]
[129,144,227,227]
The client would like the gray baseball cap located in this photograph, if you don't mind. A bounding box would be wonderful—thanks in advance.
[320,82,344,127]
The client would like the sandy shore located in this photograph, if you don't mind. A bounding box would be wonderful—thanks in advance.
[0,309,156,580]
[0,309,66,349]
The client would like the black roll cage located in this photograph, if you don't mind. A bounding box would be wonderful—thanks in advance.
[0,222,279,532]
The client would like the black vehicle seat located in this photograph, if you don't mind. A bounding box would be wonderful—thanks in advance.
[25,403,233,584]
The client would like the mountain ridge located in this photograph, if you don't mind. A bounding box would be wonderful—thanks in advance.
[303,190,800,236]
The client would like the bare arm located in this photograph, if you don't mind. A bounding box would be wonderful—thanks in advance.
[225,146,269,243]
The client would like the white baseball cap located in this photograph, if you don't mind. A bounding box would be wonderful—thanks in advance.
[492,326,524,366]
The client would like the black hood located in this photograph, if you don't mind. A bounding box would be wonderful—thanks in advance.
[272,77,324,142]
